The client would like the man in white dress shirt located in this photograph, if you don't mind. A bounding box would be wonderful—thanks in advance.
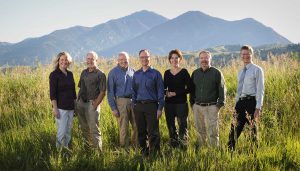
[228,45,264,150]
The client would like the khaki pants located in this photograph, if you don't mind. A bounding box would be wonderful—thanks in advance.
[77,99,102,150]
[116,98,138,147]
[193,104,220,147]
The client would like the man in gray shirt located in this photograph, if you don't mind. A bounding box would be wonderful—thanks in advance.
[228,45,264,150]
[190,50,226,148]
[77,51,106,151]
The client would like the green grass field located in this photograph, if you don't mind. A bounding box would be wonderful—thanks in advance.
[0,55,299,170]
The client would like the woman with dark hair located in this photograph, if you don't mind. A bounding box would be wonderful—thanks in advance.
[164,49,191,148]
[49,52,76,150]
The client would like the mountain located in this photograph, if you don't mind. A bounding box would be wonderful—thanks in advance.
[101,11,291,56]
[0,10,292,65]
[0,10,168,65]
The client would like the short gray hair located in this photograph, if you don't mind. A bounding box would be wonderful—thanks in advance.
[119,51,129,58]
[87,51,98,60]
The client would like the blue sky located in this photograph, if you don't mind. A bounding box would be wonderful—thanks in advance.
[1,0,299,43]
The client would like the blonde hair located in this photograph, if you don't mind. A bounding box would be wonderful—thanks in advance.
[53,52,72,70]
[87,51,98,60]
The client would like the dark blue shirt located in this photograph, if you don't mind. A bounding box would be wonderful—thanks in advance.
[132,67,165,110]
[49,68,76,110]
[107,65,135,110]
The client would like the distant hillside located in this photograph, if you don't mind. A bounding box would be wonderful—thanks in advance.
[0,10,292,66]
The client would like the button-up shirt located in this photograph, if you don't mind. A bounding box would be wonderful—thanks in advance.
[190,66,226,108]
[107,65,135,110]
[132,67,165,110]
[236,63,264,109]
[49,68,76,110]
[78,67,106,101]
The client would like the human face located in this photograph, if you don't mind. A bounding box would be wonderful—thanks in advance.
[86,53,97,68]
[241,49,252,65]
[169,53,181,68]
[118,53,129,68]
[199,53,211,69]
[59,55,69,70]
[139,51,150,67]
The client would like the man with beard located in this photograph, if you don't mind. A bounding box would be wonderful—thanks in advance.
[190,50,226,148]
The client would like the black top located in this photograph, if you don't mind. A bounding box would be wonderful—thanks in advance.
[49,68,76,110]
[163,68,191,104]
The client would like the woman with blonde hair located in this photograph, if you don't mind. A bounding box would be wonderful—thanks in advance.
[49,51,76,149]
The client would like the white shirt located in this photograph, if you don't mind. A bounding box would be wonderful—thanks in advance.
[235,63,264,109]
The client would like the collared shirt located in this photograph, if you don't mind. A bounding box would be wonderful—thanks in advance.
[49,68,76,110]
[190,66,226,107]
[78,67,106,101]
[236,63,264,109]
[132,67,165,110]
[107,65,135,110]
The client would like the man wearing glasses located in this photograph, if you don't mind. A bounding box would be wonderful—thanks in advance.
[227,45,265,151]
[132,49,165,156]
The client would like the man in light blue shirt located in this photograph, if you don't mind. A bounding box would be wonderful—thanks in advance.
[228,45,265,150]
[107,51,137,148]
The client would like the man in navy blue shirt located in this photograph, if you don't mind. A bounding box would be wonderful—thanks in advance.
[107,51,138,148]
[132,49,165,156]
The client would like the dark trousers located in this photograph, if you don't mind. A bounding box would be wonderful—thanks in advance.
[228,98,257,150]
[165,103,188,147]
[134,103,160,154]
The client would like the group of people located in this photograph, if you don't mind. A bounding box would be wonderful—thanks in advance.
[49,45,264,156]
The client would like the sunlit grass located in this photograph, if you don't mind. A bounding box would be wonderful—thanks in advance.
[0,55,299,170]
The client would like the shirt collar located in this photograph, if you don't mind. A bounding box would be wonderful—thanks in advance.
[200,66,211,72]
[245,63,253,70]
[117,64,128,71]
[141,66,153,72]
[85,66,99,73]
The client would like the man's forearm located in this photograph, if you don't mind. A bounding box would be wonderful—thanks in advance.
[95,91,106,106]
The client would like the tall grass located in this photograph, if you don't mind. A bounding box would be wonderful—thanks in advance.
[0,55,299,170]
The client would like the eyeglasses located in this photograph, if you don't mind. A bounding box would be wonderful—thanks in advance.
[139,56,150,59]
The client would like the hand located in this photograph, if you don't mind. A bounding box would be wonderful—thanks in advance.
[112,110,120,118]
[169,92,176,97]
[166,91,171,98]
[254,108,261,122]
[157,110,162,119]
[53,108,60,119]
[92,100,98,110]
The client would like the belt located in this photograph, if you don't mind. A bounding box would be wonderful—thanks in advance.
[195,102,217,106]
[116,96,132,99]
[239,96,255,101]
[136,100,157,104]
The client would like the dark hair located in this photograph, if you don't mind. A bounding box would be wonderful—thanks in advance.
[168,49,183,61]
[240,45,254,54]
[139,49,150,56]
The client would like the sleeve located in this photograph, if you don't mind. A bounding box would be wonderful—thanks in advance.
[99,72,107,92]
[132,73,137,104]
[163,71,168,95]
[156,71,165,111]
[107,70,117,111]
[71,72,77,99]
[49,72,57,101]
[78,71,84,88]
[255,67,264,109]
[174,69,191,96]
[217,70,226,108]
[235,70,241,104]
[189,71,195,105]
